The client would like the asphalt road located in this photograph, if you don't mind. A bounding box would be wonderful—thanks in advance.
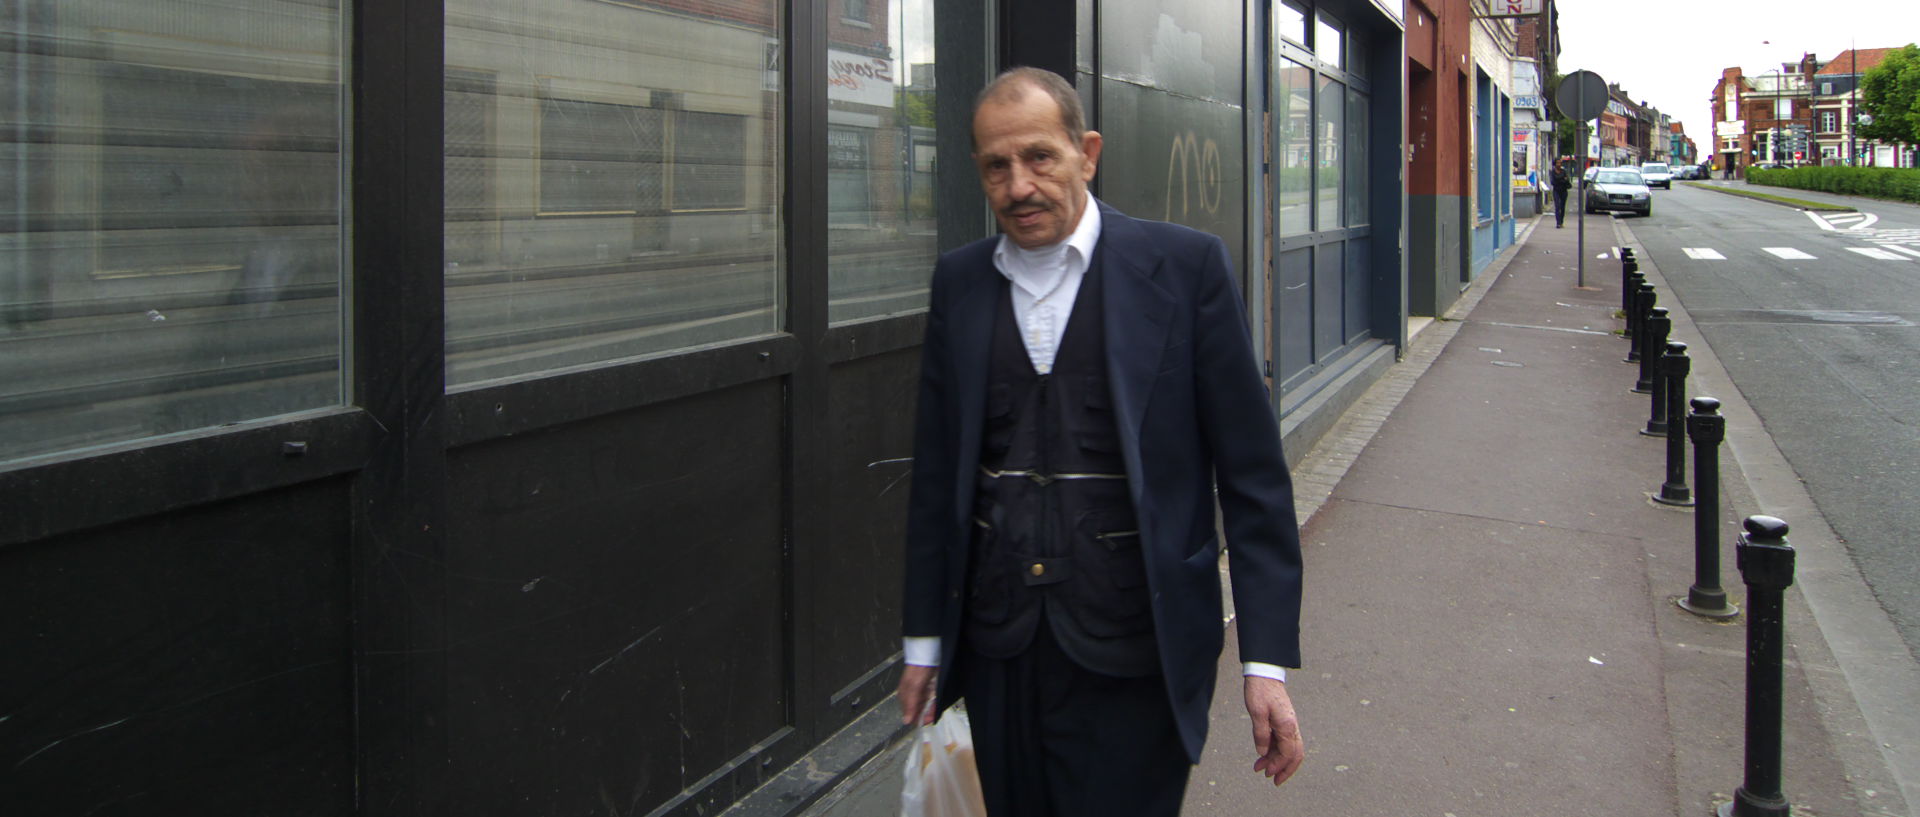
[1624,183,1920,664]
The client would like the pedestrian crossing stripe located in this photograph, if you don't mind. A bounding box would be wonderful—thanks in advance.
[1763,248,1815,260]
[1847,247,1911,261]
[1682,247,1726,260]
[1884,245,1920,259]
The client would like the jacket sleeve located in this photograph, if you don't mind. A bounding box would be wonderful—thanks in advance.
[901,258,958,640]
[1188,235,1305,669]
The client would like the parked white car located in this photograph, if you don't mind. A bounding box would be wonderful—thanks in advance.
[1639,162,1673,188]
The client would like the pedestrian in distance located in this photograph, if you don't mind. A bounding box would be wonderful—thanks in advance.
[896,66,1306,817]
[1550,157,1572,228]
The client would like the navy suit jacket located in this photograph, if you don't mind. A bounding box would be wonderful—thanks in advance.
[902,202,1304,763]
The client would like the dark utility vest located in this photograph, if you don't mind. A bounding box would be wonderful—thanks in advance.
[965,261,1158,677]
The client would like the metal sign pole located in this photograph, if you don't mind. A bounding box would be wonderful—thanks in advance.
[1558,69,1608,290]
[1576,83,1586,288]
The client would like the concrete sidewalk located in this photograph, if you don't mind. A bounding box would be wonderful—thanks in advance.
[1186,214,1911,817]
[793,211,1916,817]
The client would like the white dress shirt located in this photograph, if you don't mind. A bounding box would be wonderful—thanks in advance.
[905,198,1286,684]
[992,197,1102,374]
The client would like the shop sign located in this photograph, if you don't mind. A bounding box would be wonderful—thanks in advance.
[828,50,896,109]
[1480,0,1544,17]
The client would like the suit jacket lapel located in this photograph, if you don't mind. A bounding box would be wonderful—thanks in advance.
[1098,205,1174,462]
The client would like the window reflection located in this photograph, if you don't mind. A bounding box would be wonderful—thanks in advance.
[1277,59,1313,237]
[1346,87,1367,227]
[0,4,347,464]
[1317,76,1343,229]
[444,0,783,386]
[826,0,940,324]
[1277,1,1308,46]
[1314,14,1342,69]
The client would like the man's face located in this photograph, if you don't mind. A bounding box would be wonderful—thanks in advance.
[972,86,1103,250]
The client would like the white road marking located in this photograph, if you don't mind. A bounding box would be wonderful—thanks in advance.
[1883,245,1920,259]
[1682,247,1726,260]
[1847,247,1910,261]
[1763,247,1816,260]
[1804,211,1881,230]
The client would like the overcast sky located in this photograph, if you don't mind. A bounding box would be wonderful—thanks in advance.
[1555,0,1920,134]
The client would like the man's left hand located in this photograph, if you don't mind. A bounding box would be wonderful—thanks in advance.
[1245,675,1303,787]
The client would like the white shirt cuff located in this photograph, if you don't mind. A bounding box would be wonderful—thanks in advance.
[903,636,941,667]
[1242,662,1289,683]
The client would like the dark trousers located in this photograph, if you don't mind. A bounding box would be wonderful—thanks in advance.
[1552,188,1569,225]
[960,622,1190,817]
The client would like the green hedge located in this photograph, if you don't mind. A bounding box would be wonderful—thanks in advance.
[1747,166,1920,204]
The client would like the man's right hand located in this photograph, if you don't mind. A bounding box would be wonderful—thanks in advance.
[898,664,939,726]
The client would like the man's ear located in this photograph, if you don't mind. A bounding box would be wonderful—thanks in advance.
[1080,130,1103,180]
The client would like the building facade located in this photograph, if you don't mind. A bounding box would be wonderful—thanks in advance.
[1711,56,1818,175]
[1813,47,1918,167]
[1511,0,1558,220]
[1404,0,1471,318]
[1,1,1412,815]
[1467,3,1517,275]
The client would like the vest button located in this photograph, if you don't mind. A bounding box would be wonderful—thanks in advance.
[1030,563,1045,577]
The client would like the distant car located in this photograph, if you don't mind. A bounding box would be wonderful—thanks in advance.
[1754,162,1787,170]
[1672,164,1697,180]
[1585,168,1651,217]
[1640,162,1673,188]
[1583,165,1599,183]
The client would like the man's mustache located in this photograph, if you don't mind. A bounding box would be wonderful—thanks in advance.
[1002,197,1053,215]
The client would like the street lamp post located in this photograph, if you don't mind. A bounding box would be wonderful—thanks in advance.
[1849,44,1857,166]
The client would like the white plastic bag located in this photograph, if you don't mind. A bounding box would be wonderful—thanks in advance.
[899,704,986,817]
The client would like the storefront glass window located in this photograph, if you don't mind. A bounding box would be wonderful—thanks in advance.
[1317,75,1343,229]
[1346,86,1368,227]
[1277,1,1308,46]
[0,3,348,464]
[826,1,939,324]
[1314,14,1343,70]
[1277,59,1313,237]
[443,0,783,387]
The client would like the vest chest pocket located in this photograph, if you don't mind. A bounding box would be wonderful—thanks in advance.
[1073,376,1122,455]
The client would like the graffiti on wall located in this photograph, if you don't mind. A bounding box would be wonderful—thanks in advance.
[1165,131,1223,221]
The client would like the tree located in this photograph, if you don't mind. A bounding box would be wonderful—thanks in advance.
[1858,44,1920,146]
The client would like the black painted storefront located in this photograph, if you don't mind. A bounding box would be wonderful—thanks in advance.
[2,2,1402,816]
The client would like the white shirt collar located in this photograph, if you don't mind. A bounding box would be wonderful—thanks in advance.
[992,195,1103,291]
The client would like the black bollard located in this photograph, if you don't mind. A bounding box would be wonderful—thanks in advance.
[1627,282,1654,363]
[1654,342,1694,505]
[1721,516,1795,817]
[1636,307,1669,395]
[1620,249,1639,316]
[1679,397,1738,617]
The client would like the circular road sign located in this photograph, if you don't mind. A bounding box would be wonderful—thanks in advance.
[1556,70,1608,122]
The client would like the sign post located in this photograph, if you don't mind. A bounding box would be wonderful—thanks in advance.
[1557,70,1608,288]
